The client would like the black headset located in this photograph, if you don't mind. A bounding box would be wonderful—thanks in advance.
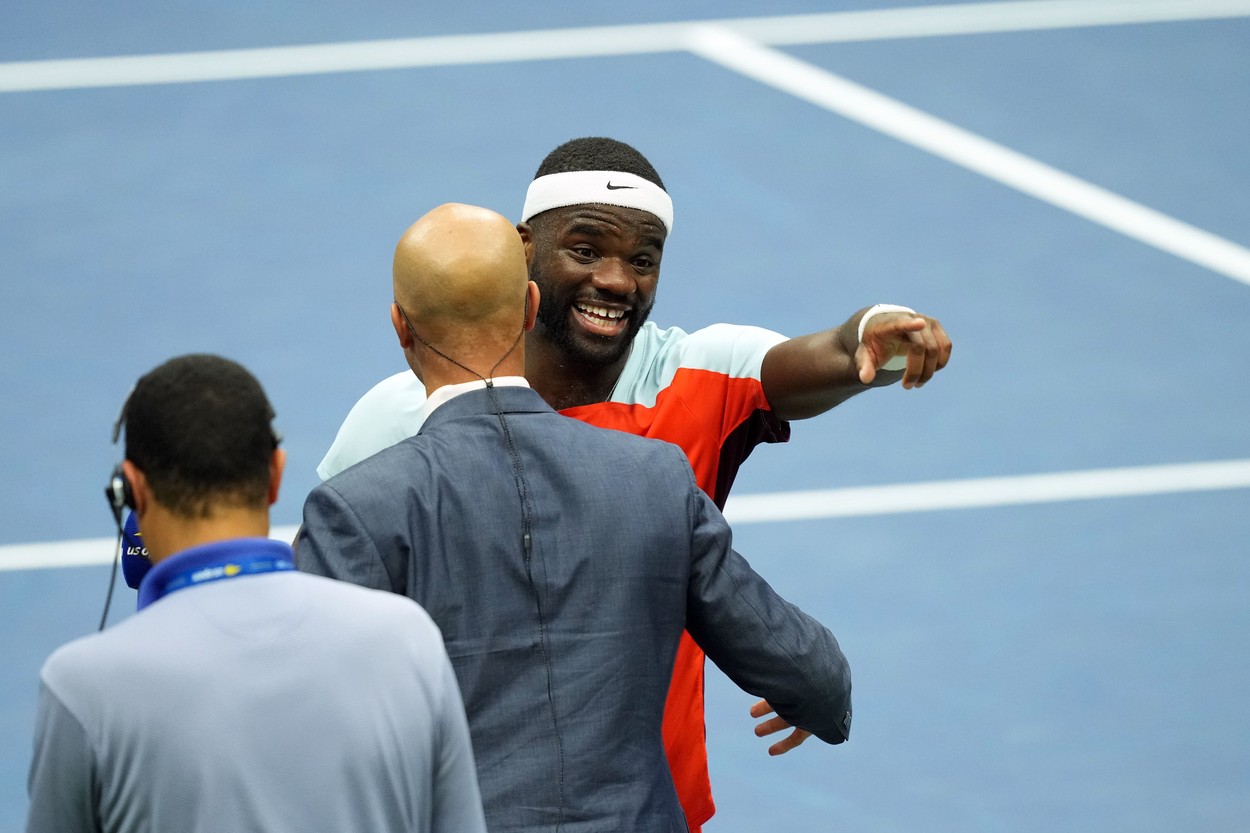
[104,465,135,531]
[98,389,136,630]
[104,388,135,532]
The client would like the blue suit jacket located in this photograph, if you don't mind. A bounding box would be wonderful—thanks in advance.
[298,385,850,833]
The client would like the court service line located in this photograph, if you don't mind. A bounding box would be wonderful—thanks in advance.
[2,0,1249,92]
[3,459,1248,572]
[684,25,1250,287]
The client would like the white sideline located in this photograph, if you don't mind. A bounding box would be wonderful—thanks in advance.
[684,25,1250,287]
[4,459,1249,572]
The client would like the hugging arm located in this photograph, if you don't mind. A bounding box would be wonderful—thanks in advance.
[682,480,852,746]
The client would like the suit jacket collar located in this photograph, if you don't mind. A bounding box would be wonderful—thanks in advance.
[419,384,553,433]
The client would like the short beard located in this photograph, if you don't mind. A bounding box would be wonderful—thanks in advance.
[532,262,654,369]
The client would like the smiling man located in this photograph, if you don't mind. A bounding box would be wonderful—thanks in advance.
[314,136,952,832]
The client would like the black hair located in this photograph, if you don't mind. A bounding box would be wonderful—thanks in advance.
[122,354,278,517]
[533,137,665,190]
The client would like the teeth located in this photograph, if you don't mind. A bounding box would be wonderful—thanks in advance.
[579,304,624,320]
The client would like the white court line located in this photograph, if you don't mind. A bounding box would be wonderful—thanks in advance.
[1,2,1247,287]
[684,25,1250,288]
[3,460,1249,572]
[0,26,692,93]
[0,527,304,573]
[722,458,1250,523]
[728,0,1250,45]
[2,0,1249,92]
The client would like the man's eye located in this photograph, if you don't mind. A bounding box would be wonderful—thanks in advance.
[570,246,595,259]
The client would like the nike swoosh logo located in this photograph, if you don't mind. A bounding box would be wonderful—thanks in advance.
[605,182,637,190]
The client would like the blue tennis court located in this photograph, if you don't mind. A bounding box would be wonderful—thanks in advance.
[2,1,1249,829]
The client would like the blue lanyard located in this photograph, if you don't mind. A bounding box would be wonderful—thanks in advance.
[163,554,294,594]
[138,539,295,610]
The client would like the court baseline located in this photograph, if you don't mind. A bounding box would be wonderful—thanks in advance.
[3,0,1250,93]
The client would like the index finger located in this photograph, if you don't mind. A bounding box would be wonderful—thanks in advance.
[867,314,926,337]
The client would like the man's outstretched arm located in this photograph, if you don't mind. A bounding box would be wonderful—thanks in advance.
[761,306,952,420]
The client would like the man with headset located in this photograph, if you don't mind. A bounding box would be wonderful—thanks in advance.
[26,354,486,833]
[296,203,853,832]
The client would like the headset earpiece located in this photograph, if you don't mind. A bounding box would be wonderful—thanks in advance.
[100,386,139,631]
[104,464,134,528]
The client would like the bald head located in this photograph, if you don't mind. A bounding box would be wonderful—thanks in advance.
[393,204,531,373]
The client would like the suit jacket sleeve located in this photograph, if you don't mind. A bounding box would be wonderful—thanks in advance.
[296,481,404,594]
[26,681,100,833]
[681,466,853,744]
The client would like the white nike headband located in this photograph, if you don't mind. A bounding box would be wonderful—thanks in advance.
[520,170,674,234]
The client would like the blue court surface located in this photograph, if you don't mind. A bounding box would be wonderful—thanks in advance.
[2,1,1249,830]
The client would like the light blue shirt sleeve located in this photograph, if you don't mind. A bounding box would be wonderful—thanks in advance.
[26,682,99,833]
[317,371,429,480]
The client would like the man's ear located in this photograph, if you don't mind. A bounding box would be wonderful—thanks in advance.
[268,448,286,506]
[517,222,535,266]
[524,281,540,332]
[391,303,413,349]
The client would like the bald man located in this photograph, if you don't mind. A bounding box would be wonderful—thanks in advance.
[386,204,538,386]
[296,204,852,833]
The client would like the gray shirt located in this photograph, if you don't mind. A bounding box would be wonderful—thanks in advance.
[26,550,486,833]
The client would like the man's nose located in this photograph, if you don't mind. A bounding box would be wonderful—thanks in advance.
[590,258,634,296]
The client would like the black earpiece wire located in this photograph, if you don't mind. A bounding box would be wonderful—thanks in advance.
[98,531,122,631]
[396,302,566,831]
[101,387,133,632]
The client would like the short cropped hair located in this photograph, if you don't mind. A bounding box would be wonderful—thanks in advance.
[122,354,279,517]
[533,137,666,190]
